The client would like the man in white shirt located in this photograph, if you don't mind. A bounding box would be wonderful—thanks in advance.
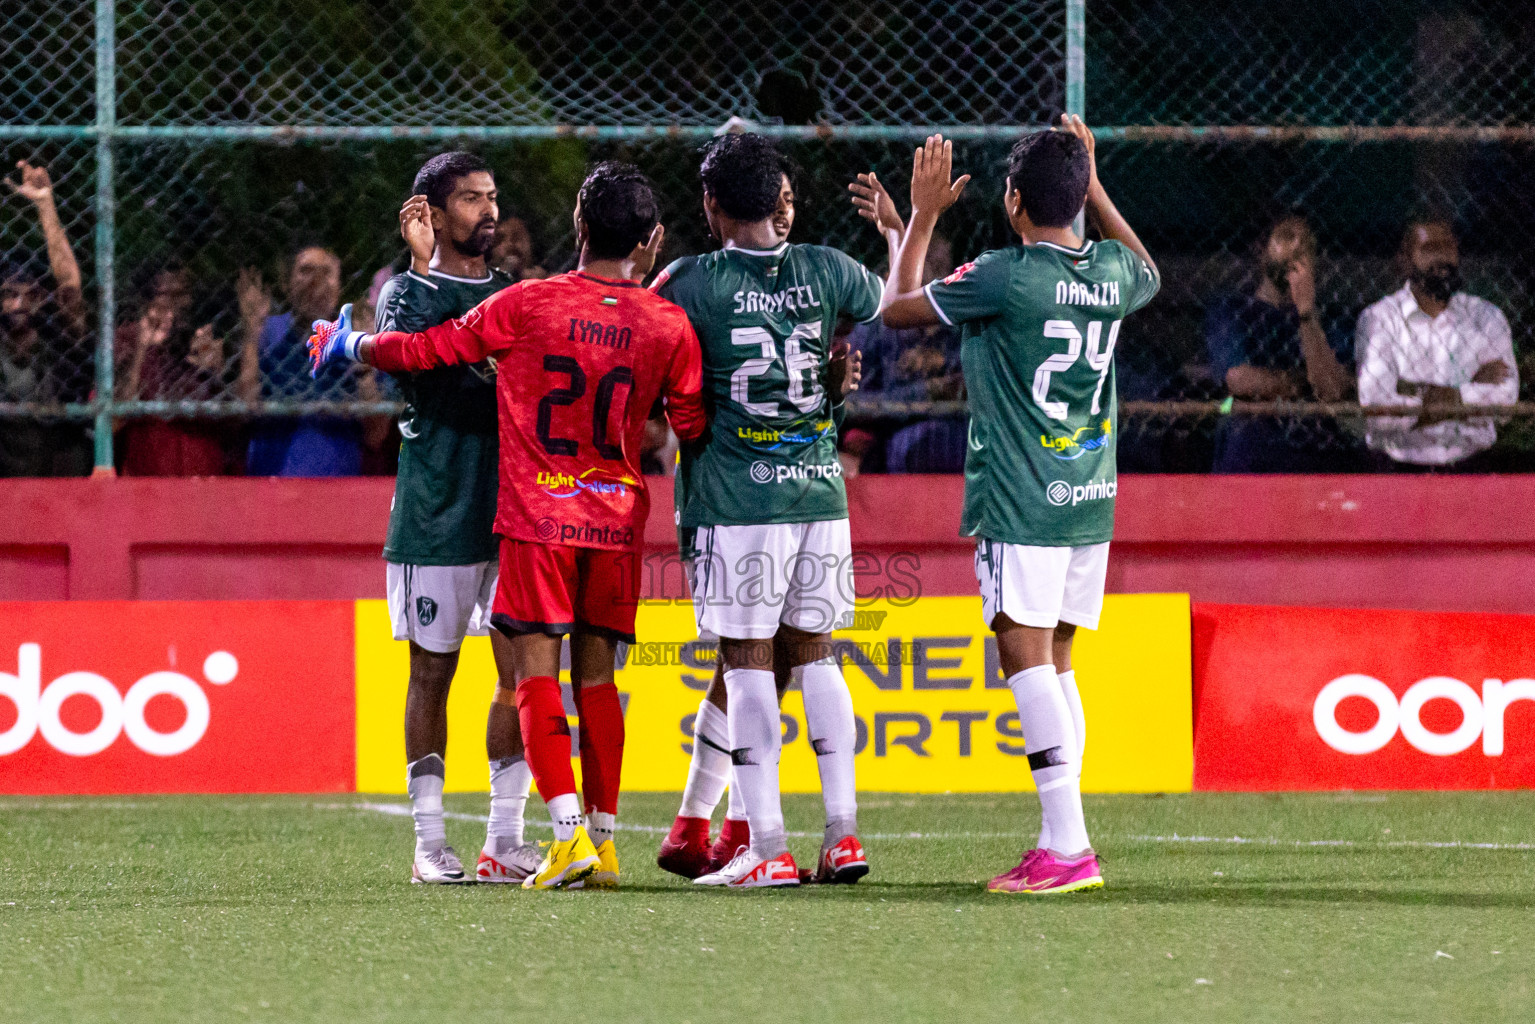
[1355,219,1518,469]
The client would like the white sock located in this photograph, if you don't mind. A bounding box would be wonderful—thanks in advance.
[679,699,732,820]
[486,756,533,854]
[1038,670,1086,852]
[724,766,746,822]
[1008,665,1090,857]
[587,810,616,848]
[796,657,858,843]
[724,667,786,859]
[1059,669,1086,765]
[406,754,447,852]
[546,791,583,842]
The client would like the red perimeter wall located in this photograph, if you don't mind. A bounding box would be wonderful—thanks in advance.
[2,475,1533,613]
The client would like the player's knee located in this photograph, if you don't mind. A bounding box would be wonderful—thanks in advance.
[1053,622,1077,644]
[408,644,459,696]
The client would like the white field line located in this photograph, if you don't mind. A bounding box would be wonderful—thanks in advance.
[1131,833,1535,852]
[337,801,1033,841]
[336,803,1533,850]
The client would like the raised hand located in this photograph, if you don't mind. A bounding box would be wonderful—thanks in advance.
[399,195,435,270]
[908,135,970,218]
[1059,114,1100,193]
[848,171,904,234]
[827,339,863,399]
[5,160,53,205]
[629,222,666,282]
[1287,257,1317,315]
[187,324,225,374]
[307,302,363,377]
[236,267,272,325]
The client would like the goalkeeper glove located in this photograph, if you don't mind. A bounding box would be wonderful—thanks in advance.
[307,303,368,377]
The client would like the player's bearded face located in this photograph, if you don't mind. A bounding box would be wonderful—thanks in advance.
[452,214,498,258]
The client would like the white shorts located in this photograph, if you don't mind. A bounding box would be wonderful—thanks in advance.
[974,538,1110,631]
[386,561,497,654]
[688,519,855,640]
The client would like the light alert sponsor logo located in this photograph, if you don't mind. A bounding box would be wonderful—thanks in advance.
[750,459,843,484]
[1314,674,1535,757]
[0,643,238,757]
[1046,477,1117,507]
[537,468,634,499]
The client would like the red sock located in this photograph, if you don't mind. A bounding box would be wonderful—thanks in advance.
[515,675,576,803]
[574,681,625,815]
[719,816,750,852]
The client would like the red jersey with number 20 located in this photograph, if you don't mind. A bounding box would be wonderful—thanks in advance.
[368,271,706,552]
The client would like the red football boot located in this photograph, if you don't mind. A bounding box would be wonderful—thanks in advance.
[656,816,712,879]
[814,834,870,884]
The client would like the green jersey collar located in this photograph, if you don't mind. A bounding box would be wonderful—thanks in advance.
[1035,239,1094,258]
[722,241,790,258]
[427,268,496,284]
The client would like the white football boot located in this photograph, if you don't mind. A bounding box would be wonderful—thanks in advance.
[411,844,469,884]
[693,846,800,888]
[476,840,543,883]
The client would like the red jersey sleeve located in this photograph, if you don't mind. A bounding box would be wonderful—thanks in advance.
[368,283,523,373]
[663,316,706,441]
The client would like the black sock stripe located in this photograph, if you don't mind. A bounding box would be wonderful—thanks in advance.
[696,731,732,757]
[1027,745,1069,772]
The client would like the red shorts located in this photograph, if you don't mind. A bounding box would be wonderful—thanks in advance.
[490,540,641,644]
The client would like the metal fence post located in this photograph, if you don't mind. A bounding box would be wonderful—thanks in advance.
[1065,0,1086,238]
[92,0,116,474]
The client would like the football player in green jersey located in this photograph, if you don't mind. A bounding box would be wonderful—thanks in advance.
[650,133,889,888]
[656,165,858,881]
[375,152,538,885]
[880,118,1160,895]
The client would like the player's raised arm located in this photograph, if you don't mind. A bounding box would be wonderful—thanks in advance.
[848,169,904,290]
[1060,115,1158,285]
[881,135,970,328]
[309,285,521,377]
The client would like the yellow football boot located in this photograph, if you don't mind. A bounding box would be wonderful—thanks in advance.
[521,826,600,889]
[569,839,619,890]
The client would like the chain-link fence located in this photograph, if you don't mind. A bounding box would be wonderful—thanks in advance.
[3,0,1533,475]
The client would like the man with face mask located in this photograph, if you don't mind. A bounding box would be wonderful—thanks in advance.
[1205,213,1360,472]
[1355,219,1517,469]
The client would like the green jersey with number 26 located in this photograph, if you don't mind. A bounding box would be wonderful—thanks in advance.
[924,239,1159,547]
[652,243,883,529]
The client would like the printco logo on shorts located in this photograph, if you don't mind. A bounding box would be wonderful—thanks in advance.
[0,643,239,757]
[1313,674,1535,756]
[1046,477,1117,507]
[750,459,842,485]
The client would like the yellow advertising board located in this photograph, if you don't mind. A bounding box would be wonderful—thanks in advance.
[354,593,1192,795]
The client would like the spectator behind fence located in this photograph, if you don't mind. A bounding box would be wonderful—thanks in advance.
[846,234,966,473]
[487,214,550,280]
[1,160,91,477]
[1205,214,1358,472]
[114,264,239,476]
[1356,219,1518,471]
[238,245,368,476]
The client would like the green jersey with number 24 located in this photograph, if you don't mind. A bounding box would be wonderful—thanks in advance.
[924,239,1159,547]
[653,242,883,529]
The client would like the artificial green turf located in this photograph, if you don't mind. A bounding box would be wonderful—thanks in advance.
[1,792,1531,1023]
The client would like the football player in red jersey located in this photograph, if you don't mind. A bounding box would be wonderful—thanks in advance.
[311,162,706,890]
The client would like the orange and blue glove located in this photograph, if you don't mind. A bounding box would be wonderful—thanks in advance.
[307,303,368,377]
